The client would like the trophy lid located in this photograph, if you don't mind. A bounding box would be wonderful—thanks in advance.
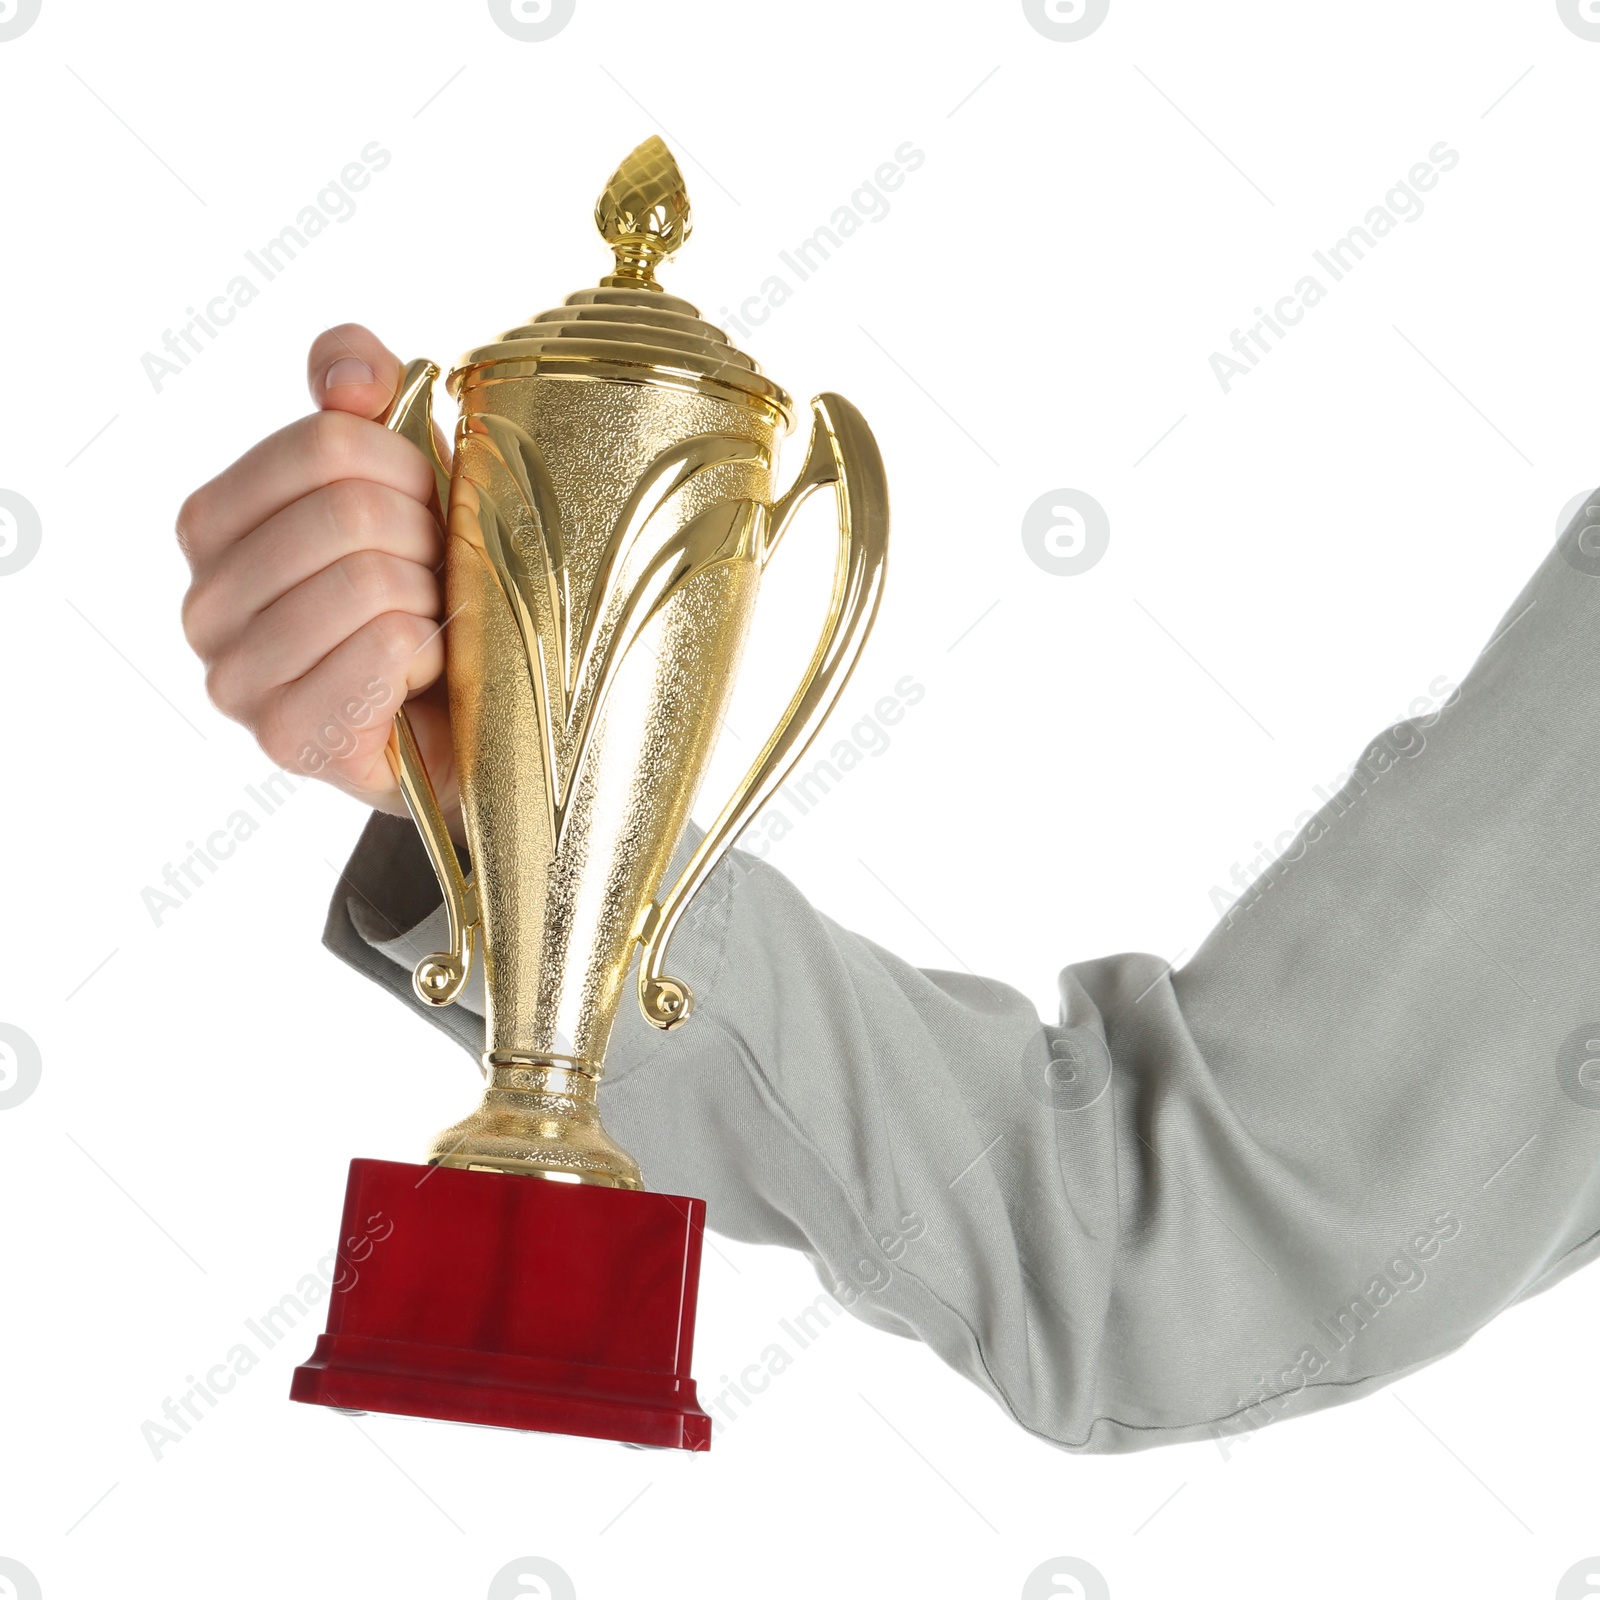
[448,137,795,429]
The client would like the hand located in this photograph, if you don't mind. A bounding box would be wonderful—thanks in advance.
[177,324,458,826]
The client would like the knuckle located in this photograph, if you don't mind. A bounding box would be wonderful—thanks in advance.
[178,579,210,651]
[174,489,209,563]
[253,703,303,771]
[327,476,385,548]
[369,607,427,670]
[304,408,363,480]
[408,629,445,692]
[259,694,351,775]
[203,651,250,720]
[339,548,397,615]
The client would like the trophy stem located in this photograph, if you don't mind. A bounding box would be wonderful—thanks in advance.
[428,1058,645,1189]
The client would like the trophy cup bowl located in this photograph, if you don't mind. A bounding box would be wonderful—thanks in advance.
[290,138,889,1449]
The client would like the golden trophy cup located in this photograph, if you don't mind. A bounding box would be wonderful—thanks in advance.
[291,137,889,1449]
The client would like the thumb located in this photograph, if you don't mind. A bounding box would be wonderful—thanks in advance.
[306,322,403,418]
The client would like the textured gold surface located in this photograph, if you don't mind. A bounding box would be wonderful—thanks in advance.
[446,372,773,1068]
[378,141,891,1187]
[636,393,888,1025]
[432,1059,643,1188]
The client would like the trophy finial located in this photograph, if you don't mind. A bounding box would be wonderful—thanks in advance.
[595,136,692,291]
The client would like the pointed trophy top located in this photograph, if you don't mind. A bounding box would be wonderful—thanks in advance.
[594,136,692,292]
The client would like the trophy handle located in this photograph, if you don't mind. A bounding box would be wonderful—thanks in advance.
[635,393,890,1029]
[379,359,480,1009]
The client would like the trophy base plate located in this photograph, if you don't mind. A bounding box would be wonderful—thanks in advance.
[289,1157,712,1451]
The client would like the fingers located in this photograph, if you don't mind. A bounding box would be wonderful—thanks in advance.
[181,478,443,659]
[204,551,442,723]
[312,320,455,467]
[177,409,434,569]
[307,323,405,420]
[175,321,461,823]
[252,622,454,806]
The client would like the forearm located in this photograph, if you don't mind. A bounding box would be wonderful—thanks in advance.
[325,520,1600,1452]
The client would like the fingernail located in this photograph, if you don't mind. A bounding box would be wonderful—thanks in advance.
[324,358,375,391]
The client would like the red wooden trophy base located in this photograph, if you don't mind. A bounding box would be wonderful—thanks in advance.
[290,1158,712,1450]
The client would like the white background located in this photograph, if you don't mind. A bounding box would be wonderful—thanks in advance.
[2,2,1598,1597]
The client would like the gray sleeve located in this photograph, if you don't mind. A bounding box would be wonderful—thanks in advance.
[323,515,1600,1454]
